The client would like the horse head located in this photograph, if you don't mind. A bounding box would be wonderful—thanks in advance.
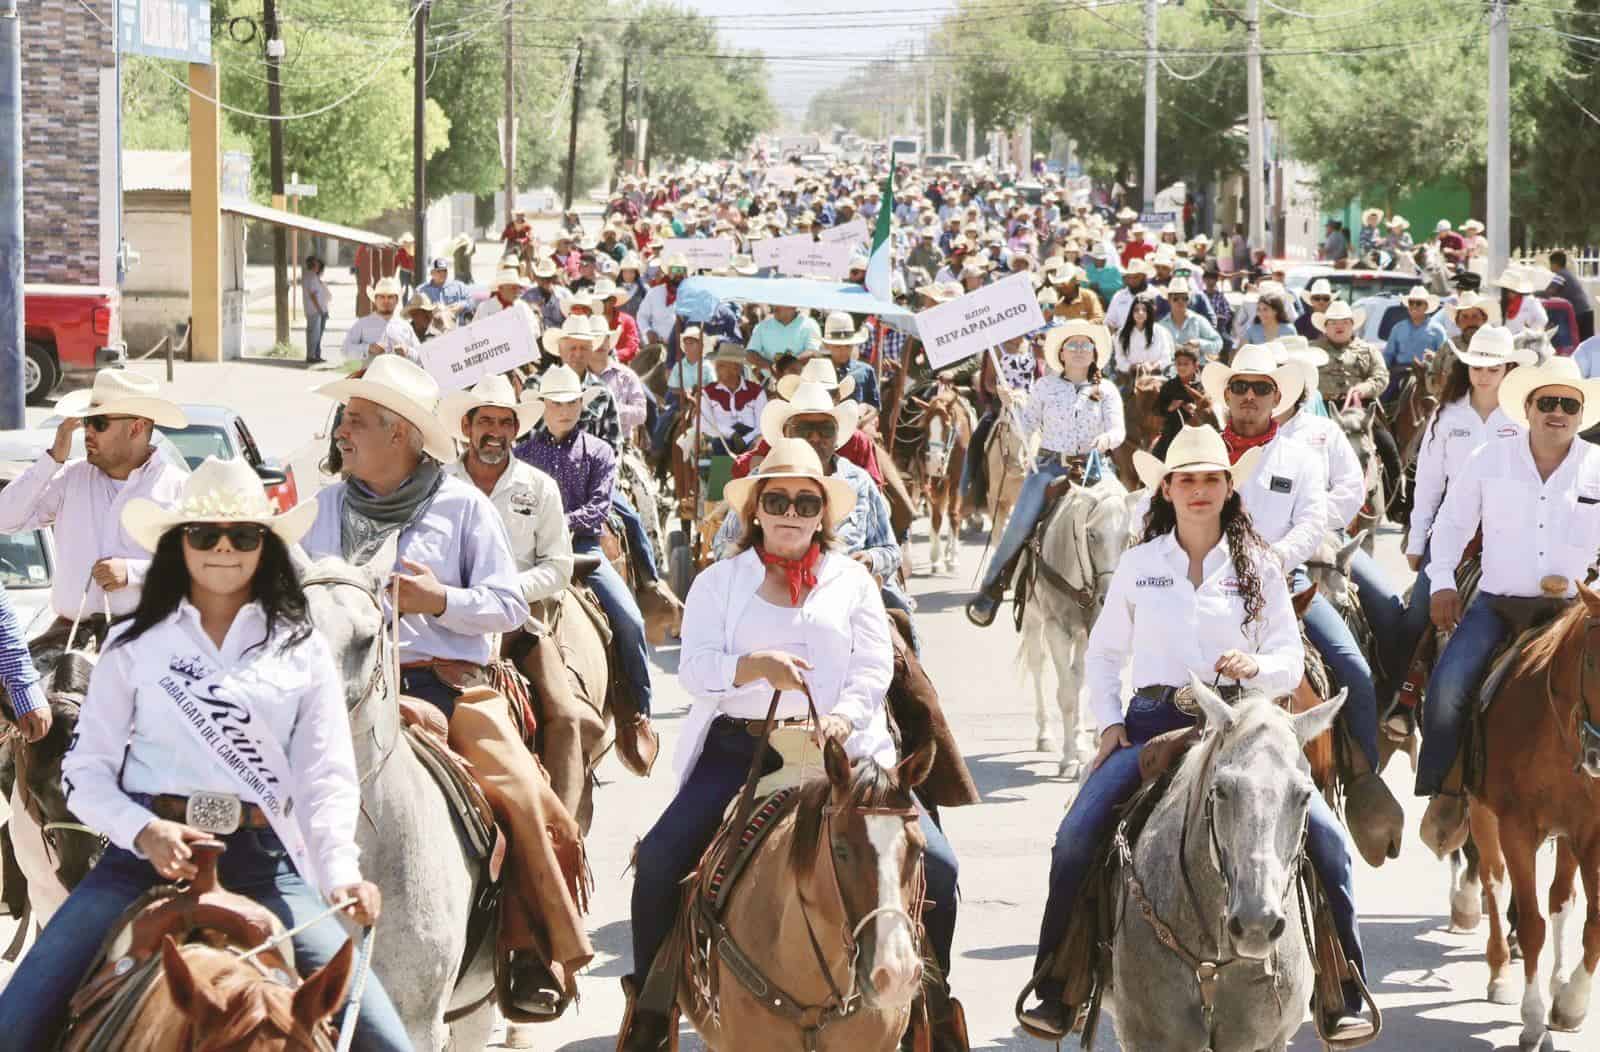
[12,643,101,889]
[1514,326,1556,367]
[1306,532,1366,607]
[1183,676,1345,960]
[159,934,352,1051]
[920,387,962,481]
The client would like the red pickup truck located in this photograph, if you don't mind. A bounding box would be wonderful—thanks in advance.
[23,284,128,404]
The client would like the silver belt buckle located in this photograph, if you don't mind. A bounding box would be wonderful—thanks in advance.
[1171,686,1200,716]
[185,791,242,835]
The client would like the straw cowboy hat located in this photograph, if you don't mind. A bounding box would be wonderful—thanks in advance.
[1445,289,1502,327]
[404,292,443,318]
[1493,262,1556,295]
[1455,324,1536,369]
[819,311,868,347]
[1310,299,1368,333]
[1201,342,1305,409]
[492,264,530,288]
[438,373,544,444]
[541,316,604,357]
[1386,215,1411,231]
[1361,208,1384,226]
[1042,319,1112,372]
[367,275,404,299]
[1498,350,1600,430]
[710,340,750,366]
[530,257,559,280]
[722,437,857,530]
[759,381,859,450]
[529,364,604,406]
[123,456,318,554]
[315,355,457,463]
[55,370,187,429]
[1402,285,1441,313]
[1460,218,1485,235]
[589,278,631,306]
[917,281,963,304]
[777,357,856,402]
[1132,425,1262,491]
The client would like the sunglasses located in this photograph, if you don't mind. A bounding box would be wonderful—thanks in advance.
[760,491,826,519]
[1228,379,1278,397]
[787,420,839,442]
[1063,339,1097,354]
[182,523,268,552]
[1534,395,1584,416]
[85,414,136,432]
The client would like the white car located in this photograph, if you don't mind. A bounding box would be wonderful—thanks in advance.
[0,463,58,640]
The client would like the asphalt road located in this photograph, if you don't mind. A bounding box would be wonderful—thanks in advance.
[4,360,1592,1050]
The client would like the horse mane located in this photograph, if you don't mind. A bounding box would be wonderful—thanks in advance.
[1516,600,1589,678]
[172,945,320,1049]
[1170,693,1289,793]
[790,758,909,881]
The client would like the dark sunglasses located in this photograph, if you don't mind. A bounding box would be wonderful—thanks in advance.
[85,414,136,432]
[1535,395,1584,416]
[1228,379,1278,397]
[760,491,826,519]
[182,523,268,552]
[787,420,839,441]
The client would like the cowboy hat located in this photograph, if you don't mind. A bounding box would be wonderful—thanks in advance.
[1201,342,1305,410]
[55,370,187,429]
[1037,287,1060,311]
[663,252,691,272]
[1042,320,1112,372]
[491,264,530,289]
[1044,261,1084,286]
[1361,207,1384,226]
[722,437,857,531]
[819,311,867,347]
[530,257,559,280]
[589,278,631,306]
[1124,258,1156,279]
[1272,336,1328,409]
[916,281,963,304]
[1456,324,1536,369]
[617,252,643,274]
[1493,262,1556,295]
[123,456,318,554]
[1402,286,1441,313]
[710,340,749,365]
[367,275,404,299]
[540,316,605,357]
[404,292,442,317]
[1445,289,1502,327]
[561,290,598,318]
[1304,278,1336,300]
[1460,218,1485,234]
[1386,215,1411,231]
[529,364,604,406]
[438,373,544,443]
[759,382,859,450]
[1132,425,1262,491]
[1116,207,1138,221]
[1189,233,1213,249]
[315,355,458,463]
[777,357,856,402]
[1310,299,1368,333]
[1498,349,1600,429]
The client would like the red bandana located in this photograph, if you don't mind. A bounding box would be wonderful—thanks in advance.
[1220,421,1278,464]
[758,543,822,604]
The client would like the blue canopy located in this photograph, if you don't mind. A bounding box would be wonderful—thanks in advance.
[675,277,918,334]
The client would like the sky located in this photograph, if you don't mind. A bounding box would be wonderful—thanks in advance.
[683,0,956,126]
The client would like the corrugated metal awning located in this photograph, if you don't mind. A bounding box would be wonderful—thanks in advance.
[221,199,396,249]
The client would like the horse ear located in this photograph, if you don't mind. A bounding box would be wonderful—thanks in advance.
[291,937,355,1028]
[823,736,852,790]
[1187,672,1236,733]
[1580,581,1600,616]
[1336,532,1364,574]
[288,542,313,576]
[1291,689,1347,746]
[162,935,225,1024]
[897,741,936,790]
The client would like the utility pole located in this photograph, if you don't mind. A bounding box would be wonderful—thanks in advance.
[923,67,932,147]
[264,0,289,346]
[617,52,630,181]
[503,0,515,221]
[1246,0,1266,254]
[1487,0,1510,276]
[943,87,953,155]
[1,0,22,429]
[413,0,429,279]
[1142,0,1157,210]
[563,40,585,211]
[965,104,975,161]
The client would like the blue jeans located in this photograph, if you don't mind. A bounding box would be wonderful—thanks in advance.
[1395,542,1436,698]
[306,310,328,361]
[1349,547,1406,690]
[977,451,1102,596]
[1033,695,1365,1011]
[1415,592,1509,795]
[573,535,652,716]
[960,411,997,504]
[612,492,660,581]
[649,391,682,458]
[0,829,411,1051]
[630,718,959,983]
[1294,569,1381,773]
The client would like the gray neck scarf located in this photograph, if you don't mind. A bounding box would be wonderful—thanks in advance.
[339,458,445,564]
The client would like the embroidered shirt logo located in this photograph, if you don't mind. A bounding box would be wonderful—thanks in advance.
[510,491,539,516]
[1449,428,1472,438]
[1220,577,1243,594]
[169,656,211,681]
[1136,575,1175,588]
[1497,427,1519,438]
[1269,475,1293,494]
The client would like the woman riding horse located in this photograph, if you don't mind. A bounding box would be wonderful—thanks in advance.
[1018,426,1374,1045]
[0,457,410,1051]
[966,320,1125,627]
[621,439,962,1050]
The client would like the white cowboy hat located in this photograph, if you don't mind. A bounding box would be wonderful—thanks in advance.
[1455,324,1535,369]
[722,437,857,530]
[438,374,544,444]
[1386,215,1411,231]
[1271,336,1327,411]
[1041,320,1112,373]
[1309,299,1368,333]
[1132,425,1262,491]
[916,281,962,304]
[1498,349,1600,429]
[54,370,187,429]
[1201,342,1305,410]
[367,275,404,300]
[1493,262,1556,295]
[1460,218,1485,234]
[1305,278,1336,300]
[122,455,318,554]
[589,278,631,306]
[759,381,859,450]
[561,290,598,318]
[492,264,531,289]
[776,358,856,402]
[1435,219,1453,233]
[530,257,559,280]
[1445,289,1502,327]
[541,316,605,357]
[819,311,867,347]
[1402,286,1441,313]
[315,355,457,463]
[1361,207,1384,226]
[530,363,604,406]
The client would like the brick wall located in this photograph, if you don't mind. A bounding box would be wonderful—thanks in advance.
[22,0,114,284]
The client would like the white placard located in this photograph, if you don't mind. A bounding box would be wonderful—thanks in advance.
[765,165,799,190]
[915,271,1047,370]
[752,236,786,270]
[774,236,854,280]
[663,237,733,271]
[817,217,867,247]
[419,305,540,392]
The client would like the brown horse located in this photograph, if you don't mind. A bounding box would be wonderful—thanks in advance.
[1464,589,1600,1050]
[893,379,972,575]
[677,738,937,1051]
[1108,368,1167,483]
[533,587,616,833]
[983,401,1030,542]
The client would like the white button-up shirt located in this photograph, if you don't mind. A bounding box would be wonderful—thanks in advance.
[1505,294,1549,337]
[339,311,421,364]
[1427,435,1600,598]
[445,457,573,607]
[1235,431,1329,573]
[1279,409,1366,533]
[0,449,187,618]
[699,381,768,442]
[636,284,679,345]
[1085,533,1304,733]
[63,603,363,896]
[1111,326,1174,374]
[1407,400,1522,558]
[1018,375,1126,457]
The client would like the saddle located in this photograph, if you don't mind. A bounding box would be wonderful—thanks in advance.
[1011,466,1095,630]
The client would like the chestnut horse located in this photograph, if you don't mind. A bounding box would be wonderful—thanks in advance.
[1108,368,1167,483]
[893,380,972,575]
[1465,589,1600,1052]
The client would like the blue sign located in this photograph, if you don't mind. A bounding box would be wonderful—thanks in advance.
[118,0,212,64]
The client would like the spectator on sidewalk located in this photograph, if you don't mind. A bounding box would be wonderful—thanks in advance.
[302,255,330,364]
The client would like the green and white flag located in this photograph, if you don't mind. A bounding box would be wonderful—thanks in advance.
[865,166,894,302]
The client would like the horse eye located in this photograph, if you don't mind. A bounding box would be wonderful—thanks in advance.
[1213,784,1228,801]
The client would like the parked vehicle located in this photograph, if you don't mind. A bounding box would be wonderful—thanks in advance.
[0,463,56,639]
[23,284,128,406]
[922,152,960,171]
[0,428,191,476]
[889,135,922,170]
[1284,265,1422,304]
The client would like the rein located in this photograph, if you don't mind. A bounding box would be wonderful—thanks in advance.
[1551,614,1600,776]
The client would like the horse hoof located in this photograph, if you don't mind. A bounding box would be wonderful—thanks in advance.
[1487,975,1520,1004]
[1059,759,1082,781]
[1549,1009,1586,1033]
[504,1022,539,1048]
[1517,1030,1554,1052]
[1036,735,1056,753]
[1450,907,1483,933]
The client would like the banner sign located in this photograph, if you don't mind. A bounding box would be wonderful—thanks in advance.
[420,306,540,392]
[1138,210,1178,229]
[915,271,1047,370]
[817,217,868,247]
[751,235,789,270]
[774,237,854,280]
[663,237,733,271]
[765,165,800,190]
[118,0,212,63]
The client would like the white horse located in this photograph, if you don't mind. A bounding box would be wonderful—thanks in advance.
[1018,475,1137,779]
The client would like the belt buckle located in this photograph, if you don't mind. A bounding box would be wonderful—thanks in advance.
[1172,686,1200,716]
[185,791,243,835]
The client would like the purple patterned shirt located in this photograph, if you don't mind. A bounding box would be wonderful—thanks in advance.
[513,425,616,539]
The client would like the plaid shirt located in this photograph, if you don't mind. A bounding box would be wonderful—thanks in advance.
[0,584,44,718]
[874,322,908,367]
[575,374,623,452]
[1205,288,1234,341]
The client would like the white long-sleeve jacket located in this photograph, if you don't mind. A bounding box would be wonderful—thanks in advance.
[445,457,573,607]
[1406,401,1522,558]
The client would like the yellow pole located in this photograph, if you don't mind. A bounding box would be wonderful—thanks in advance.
[188,62,221,363]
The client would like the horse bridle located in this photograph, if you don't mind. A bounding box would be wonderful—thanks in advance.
[1560,615,1600,773]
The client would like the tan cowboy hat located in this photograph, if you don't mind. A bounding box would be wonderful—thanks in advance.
[916,281,963,304]
[1044,261,1084,286]
[1445,289,1502,327]
[1361,207,1384,226]
[1386,215,1411,231]
[438,374,544,443]
[1493,262,1555,295]
[759,381,859,450]
[316,355,457,462]
[367,275,404,299]
[1402,286,1440,313]
[1042,320,1112,373]
[1310,299,1368,333]
[722,437,857,530]
[530,257,559,280]
[541,316,604,357]
[1460,218,1485,234]
[819,311,867,347]
[1498,349,1600,429]
[589,278,631,306]
[403,292,442,318]
[1132,425,1262,491]
[1201,342,1305,410]
[776,357,856,402]
[710,340,749,365]
[492,264,530,289]
[1456,324,1535,369]
[530,363,604,406]
[123,455,318,553]
[55,370,187,429]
